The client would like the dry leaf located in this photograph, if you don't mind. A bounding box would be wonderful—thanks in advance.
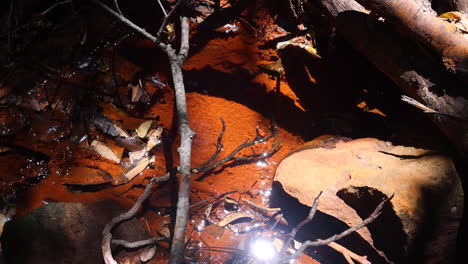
[139,246,157,262]
[92,115,129,137]
[0,146,11,153]
[204,224,225,238]
[91,140,121,163]
[276,31,321,58]
[224,197,239,204]
[218,212,252,227]
[115,136,145,151]
[157,221,171,239]
[129,148,147,166]
[115,126,130,138]
[125,157,150,180]
[64,166,112,186]
[130,83,143,103]
[119,257,131,264]
[439,11,464,20]
[205,204,213,218]
[136,120,153,138]
[146,127,163,151]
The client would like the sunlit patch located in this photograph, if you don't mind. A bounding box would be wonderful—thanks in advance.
[250,238,277,262]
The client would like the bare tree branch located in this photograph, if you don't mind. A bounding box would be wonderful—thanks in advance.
[241,198,281,212]
[189,190,237,209]
[178,15,190,61]
[281,195,393,262]
[113,0,123,15]
[93,1,194,263]
[193,117,226,172]
[40,0,73,16]
[92,0,159,44]
[328,242,371,264]
[112,237,165,249]
[280,191,323,255]
[157,0,169,17]
[102,173,171,264]
[192,121,280,175]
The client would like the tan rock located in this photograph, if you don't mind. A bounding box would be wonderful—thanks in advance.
[275,137,463,262]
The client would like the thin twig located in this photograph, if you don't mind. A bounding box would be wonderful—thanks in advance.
[92,0,159,44]
[280,191,322,255]
[112,237,166,248]
[328,242,370,264]
[241,198,281,212]
[282,195,393,262]
[157,0,169,17]
[194,122,280,175]
[401,95,438,113]
[192,117,226,173]
[401,95,468,122]
[102,173,171,264]
[40,0,73,16]
[189,190,237,208]
[113,0,123,15]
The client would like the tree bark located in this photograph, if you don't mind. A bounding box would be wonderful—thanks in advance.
[353,0,468,84]
[318,0,367,17]
[334,11,468,154]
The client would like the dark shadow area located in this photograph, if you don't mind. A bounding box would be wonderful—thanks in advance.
[379,150,441,160]
[405,183,460,264]
[337,187,406,263]
[270,182,390,264]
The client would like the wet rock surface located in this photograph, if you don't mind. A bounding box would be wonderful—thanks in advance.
[274,137,464,263]
[1,200,151,264]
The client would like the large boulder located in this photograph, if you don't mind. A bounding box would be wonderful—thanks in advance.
[1,200,151,264]
[274,136,463,263]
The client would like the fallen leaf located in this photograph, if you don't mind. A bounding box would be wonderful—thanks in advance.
[63,166,112,186]
[218,212,252,227]
[91,140,121,163]
[139,246,157,262]
[0,146,11,153]
[205,204,213,218]
[224,197,239,204]
[130,83,143,103]
[136,120,153,138]
[157,221,171,239]
[115,136,145,151]
[204,224,225,238]
[125,157,150,180]
[439,11,463,20]
[92,115,129,138]
[146,127,163,151]
[129,148,147,165]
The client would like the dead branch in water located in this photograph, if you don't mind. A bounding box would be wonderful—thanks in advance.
[192,117,281,177]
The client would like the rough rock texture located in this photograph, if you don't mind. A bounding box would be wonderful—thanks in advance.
[274,137,464,263]
[1,200,151,264]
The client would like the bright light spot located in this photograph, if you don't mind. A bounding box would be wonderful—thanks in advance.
[256,160,268,168]
[260,188,272,197]
[250,239,277,262]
